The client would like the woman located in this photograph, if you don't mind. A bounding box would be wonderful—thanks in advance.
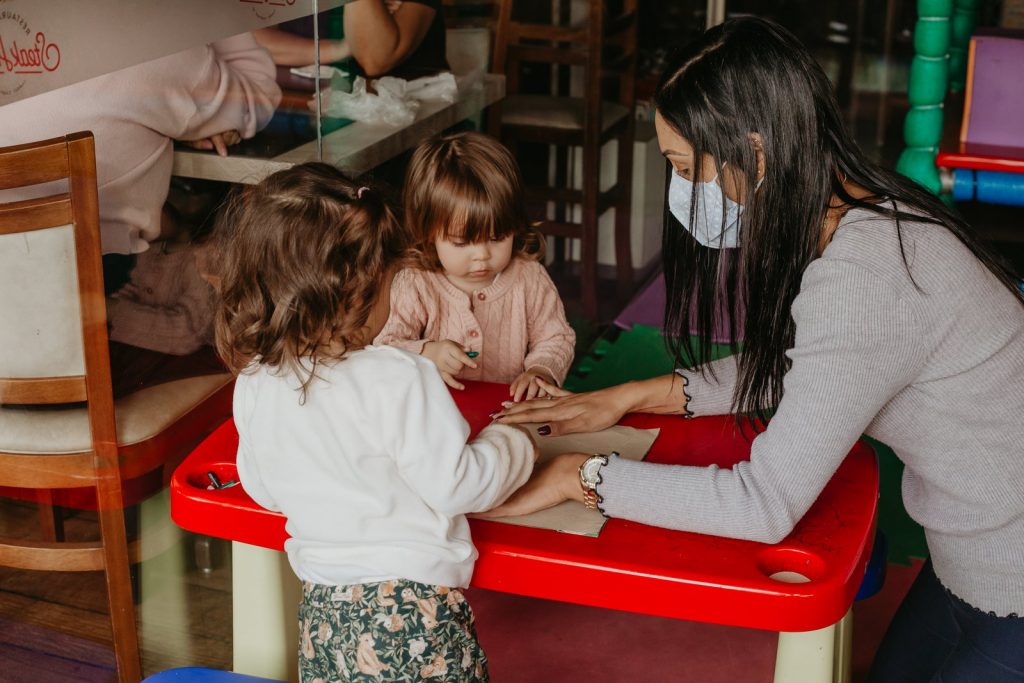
[255,0,448,80]
[490,17,1024,682]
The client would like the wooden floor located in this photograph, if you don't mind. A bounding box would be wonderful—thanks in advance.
[0,498,233,682]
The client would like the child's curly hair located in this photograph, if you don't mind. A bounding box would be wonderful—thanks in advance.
[404,131,544,269]
[213,163,407,395]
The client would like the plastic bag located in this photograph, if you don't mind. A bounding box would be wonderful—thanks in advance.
[317,72,459,126]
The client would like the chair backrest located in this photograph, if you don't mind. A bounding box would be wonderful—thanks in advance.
[490,0,637,108]
[0,132,113,410]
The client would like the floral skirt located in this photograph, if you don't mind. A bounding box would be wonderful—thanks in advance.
[299,579,489,682]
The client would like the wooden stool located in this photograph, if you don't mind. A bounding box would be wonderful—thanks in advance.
[489,0,638,319]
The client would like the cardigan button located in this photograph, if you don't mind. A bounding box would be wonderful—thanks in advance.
[469,330,479,338]
[477,292,486,301]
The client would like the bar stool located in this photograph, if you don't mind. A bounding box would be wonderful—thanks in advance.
[489,0,638,319]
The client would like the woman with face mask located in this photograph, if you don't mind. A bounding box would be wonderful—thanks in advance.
[488,16,1024,681]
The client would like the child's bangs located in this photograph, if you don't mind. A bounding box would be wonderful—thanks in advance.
[432,174,514,243]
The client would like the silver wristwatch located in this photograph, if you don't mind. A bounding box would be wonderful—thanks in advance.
[578,453,611,511]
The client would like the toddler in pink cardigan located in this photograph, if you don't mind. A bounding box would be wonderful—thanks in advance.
[375,132,575,400]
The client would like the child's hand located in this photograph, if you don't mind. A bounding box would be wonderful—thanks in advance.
[509,367,557,402]
[422,340,478,390]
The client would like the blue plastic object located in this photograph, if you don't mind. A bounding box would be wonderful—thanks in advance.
[855,529,888,602]
[143,669,285,683]
[952,169,1024,207]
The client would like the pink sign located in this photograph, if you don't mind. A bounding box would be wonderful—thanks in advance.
[0,0,344,106]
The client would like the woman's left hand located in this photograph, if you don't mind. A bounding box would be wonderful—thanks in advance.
[496,379,632,437]
[476,452,589,518]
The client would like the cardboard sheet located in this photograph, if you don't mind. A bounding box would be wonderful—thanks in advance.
[490,425,660,537]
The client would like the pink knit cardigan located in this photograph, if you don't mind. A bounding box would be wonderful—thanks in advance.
[374,257,576,385]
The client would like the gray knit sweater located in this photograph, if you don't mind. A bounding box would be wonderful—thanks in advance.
[599,206,1024,617]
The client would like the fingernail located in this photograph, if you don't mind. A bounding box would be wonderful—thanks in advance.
[537,425,551,436]
[488,411,501,419]
[501,401,513,408]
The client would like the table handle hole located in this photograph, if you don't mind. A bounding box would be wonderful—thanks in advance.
[756,547,827,583]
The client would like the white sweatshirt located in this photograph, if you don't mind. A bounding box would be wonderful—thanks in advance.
[234,345,535,588]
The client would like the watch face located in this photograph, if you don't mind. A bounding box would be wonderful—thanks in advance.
[581,456,605,485]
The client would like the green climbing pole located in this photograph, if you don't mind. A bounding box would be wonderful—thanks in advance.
[896,0,978,195]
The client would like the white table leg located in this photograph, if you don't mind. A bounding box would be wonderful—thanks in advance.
[773,620,837,683]
[231,542,301,682]
[139,487,191,664]
[832,609,854,683]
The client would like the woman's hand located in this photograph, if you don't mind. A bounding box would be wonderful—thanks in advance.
[494,380,635,436]
[422,340,477,390]
[476,452,589,518]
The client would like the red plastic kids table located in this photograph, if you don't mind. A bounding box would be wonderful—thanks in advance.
[171,381,878,683]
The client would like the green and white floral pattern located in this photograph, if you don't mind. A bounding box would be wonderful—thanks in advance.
[299,579,489,682]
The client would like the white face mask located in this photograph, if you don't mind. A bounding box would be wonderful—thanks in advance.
[667,170,744,249]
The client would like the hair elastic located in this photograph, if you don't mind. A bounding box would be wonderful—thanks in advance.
[356,186,369,199]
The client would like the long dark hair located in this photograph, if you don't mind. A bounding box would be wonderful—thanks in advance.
[654,16,1022,426]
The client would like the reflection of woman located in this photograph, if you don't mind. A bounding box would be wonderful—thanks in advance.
[255,0,448,80]
[491,17,1024,680]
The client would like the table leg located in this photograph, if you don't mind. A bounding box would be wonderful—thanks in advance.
[139,488,191,663]
[774,618,838,683]
[832,609,854,683]
[231,542,301,682]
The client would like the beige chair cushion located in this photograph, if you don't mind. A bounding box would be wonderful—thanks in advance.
[501,95,630,132]
[0,373,233,455]
[0,224,85,378]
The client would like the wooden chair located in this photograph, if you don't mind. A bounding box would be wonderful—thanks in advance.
[489,0,638,319]
[0,132,234,682]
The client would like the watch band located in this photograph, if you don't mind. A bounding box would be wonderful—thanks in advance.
[579,453,612,513]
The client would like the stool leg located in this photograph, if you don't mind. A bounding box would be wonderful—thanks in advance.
[774,619,837,683]
[232,542,301,682]
[614,132,635,292]
[35,489,63,541]
[581,142,600,319]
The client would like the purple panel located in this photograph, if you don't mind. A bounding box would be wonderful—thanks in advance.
[613,271,744,343]
[966,35,1024,150]
[614,273,667,330]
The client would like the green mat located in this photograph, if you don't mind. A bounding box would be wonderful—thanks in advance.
[565,324,735,393]
[563,322,928,565]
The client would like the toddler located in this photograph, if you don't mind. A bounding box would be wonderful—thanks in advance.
[375,131,576,401]
[214,163,537,682]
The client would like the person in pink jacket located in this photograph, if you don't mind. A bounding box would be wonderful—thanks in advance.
[0,33,281,392]
[375,131,576,401]
[0,32,281,259]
